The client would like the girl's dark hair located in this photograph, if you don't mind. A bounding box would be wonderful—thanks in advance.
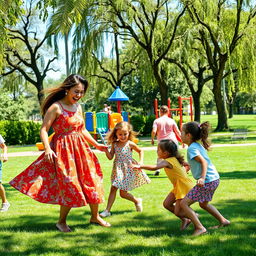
[158,139,184,165]
[41,74,89,115]
[183,121,211,150]
[106,121,137,144]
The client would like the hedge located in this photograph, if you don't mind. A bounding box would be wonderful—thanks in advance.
[0,121,41,145]
[130,115,155,136]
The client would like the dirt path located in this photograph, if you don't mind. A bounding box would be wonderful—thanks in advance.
[7,143,256,157]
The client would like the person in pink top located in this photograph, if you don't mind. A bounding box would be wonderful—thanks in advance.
[151,105,181,175]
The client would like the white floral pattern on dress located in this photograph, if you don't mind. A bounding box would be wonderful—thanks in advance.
[111,142,151,191]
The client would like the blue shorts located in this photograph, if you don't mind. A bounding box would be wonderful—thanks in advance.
[0,161,2,183]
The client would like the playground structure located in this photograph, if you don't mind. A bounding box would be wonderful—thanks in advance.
[154,96,193,131]
[85,111,129,144]
[108,86,129,113]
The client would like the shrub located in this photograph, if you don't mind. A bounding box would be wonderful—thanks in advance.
[143,115,155,136]
[130,115,145,135]
[0,121,41,145]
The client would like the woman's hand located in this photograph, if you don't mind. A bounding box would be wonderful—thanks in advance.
[44,148,57,163]
[95,144,108,152]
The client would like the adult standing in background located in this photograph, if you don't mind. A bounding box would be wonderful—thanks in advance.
[151,105,181,176]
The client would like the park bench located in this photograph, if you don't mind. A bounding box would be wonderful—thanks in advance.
[231,129,248,141]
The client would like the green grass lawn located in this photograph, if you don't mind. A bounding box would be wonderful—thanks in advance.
[201,114,256,131]
[1,144,256,256]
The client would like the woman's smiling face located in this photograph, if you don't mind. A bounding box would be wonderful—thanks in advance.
[66,83,85,104]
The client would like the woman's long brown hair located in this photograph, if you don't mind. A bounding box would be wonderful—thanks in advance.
[41,74,89,115]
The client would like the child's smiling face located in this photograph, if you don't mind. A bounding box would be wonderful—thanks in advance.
[116,128,129,143]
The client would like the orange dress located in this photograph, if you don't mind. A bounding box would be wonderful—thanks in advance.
[9,103,104,207]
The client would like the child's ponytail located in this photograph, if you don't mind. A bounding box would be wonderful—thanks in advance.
[183,121,211,150]
[199,122,211,150]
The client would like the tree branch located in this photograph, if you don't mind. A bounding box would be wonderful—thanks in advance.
[156,6,187,65]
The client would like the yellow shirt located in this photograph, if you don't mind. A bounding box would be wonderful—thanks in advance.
[164,157,194,199]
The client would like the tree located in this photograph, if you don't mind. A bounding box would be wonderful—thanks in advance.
[185,0,256,130]
[41,0,188,105]
[0,90,27,121]
[0,0,22,68]
[1,2,57,106]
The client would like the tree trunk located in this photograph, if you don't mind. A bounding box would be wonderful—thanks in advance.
[213,83,228,131]
[64,33,70,76]
[192,92,201,123]
[152,66,168,104]
[228,103,233,118]
[37,82,44,106]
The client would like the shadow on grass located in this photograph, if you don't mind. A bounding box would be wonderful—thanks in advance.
[0,199,256,256]
[219,170,256,179]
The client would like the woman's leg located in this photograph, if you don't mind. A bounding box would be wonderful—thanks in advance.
[181,197,207,236]
[89,204,111,227]
[199,201,230,227]
[105,186,118,212]
[56,205,72,232]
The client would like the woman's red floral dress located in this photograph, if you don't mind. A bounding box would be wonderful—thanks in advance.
[10,103,104,207]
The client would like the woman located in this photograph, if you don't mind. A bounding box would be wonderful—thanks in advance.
[10,74,110,232]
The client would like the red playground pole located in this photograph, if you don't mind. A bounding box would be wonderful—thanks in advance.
[167,98,171,117]
[178,96,183,131]
[117,101,121,113]
[189,96,193,121]
[154,99,159,118]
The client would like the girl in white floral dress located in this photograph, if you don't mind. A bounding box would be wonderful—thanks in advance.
[100,121,151,217]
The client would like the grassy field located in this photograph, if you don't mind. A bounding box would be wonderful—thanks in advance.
[201,114,256,131]
[0,144,256,256]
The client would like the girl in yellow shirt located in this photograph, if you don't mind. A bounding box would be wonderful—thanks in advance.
[134,139,194,230]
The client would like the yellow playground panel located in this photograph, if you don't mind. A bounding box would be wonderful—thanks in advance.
[109,113,123,129]
[36,133,55,151]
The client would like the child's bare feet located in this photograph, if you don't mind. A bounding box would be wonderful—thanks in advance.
[90,216,111,227]
[180,218,191,231]
[193,228,207,236]
[56,223,72,232]
[209,219,230,229]
[135,198,143,212]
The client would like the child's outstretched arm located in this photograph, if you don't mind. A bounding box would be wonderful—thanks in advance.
[105,144,115,160]
[129,141,144,164]
[134,159,172,171]
[193,155,207,187]
[0,142,8,162]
